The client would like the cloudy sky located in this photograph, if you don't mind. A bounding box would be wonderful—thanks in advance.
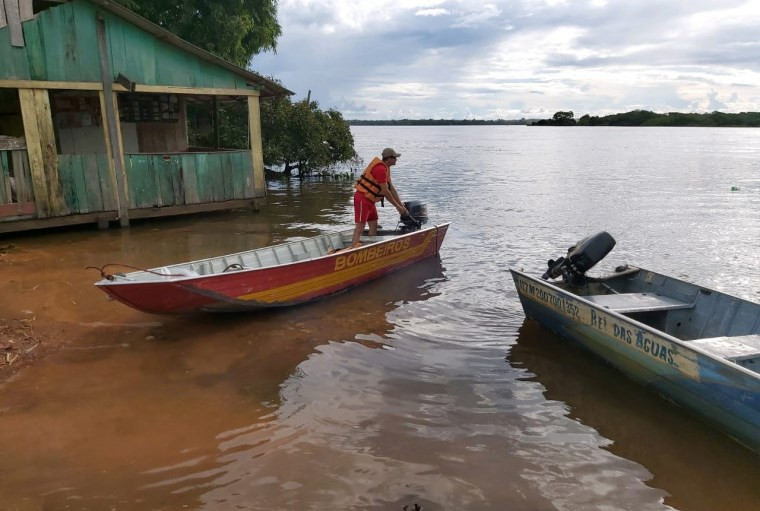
[252,0,760,120]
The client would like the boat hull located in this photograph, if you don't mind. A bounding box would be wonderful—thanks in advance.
[98,224,449,314]
[511,269,760,453]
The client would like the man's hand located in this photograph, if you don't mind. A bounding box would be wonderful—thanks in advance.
[397,205,409,217]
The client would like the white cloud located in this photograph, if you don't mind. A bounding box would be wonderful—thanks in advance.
[253,0,760,119]
[416,8,449,16]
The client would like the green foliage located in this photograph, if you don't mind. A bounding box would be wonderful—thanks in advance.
[261,98,358,177]
[187,99,249,149]
[532,111,576,126]
[114,0,281,67]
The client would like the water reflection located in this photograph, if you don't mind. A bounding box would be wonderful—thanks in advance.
[508,319,760,511]
[0,259,445,509]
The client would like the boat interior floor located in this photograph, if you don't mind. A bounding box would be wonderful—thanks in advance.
[584,292,693,314]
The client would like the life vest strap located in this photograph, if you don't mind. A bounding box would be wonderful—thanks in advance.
[357,174,382,197]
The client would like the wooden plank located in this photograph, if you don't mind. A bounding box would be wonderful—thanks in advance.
[0,0,7,29]
[96,152,116,210]
[172,157,184,205]
[71,0,99,82]
[18,0,32,22]
[114,84,260,96]
[0,9,30,79]
[106,15,126,82]
[221,152,234,200]
[247,96,265,198]
[125,154,148,208]
[241,151,254,198]
[58,3,81,82]
[231,151,244,199]
[0,151,9,203]
[6,0,24,47]
[0,210,117,233]
[148,156,160,207]
[126,199,256,220]
[0,79,102,90]
[194,153,210,202]
[22,19,46,80]
[33,89,66,215]
[97,16,129,225]
[83,154,104,211]
[206,153,223,202]
[125,155,140,208]
[159,157,176,206]
[16,90,48,216]
[0,201,35,217]
[140,155,156,208]
[110,92,128,205]
[10,150,31,202]
[181,154,199,204]
[39,5,66,80]
[70,153,88,213]
[121,22,148,83]
[56,154,77,214]
[0,26,17,79]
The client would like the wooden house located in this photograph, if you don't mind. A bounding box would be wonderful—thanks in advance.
[0,0,291,233]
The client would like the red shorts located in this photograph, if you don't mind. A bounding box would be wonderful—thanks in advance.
[354,191,378,223]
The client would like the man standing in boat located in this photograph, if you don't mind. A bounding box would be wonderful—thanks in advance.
[352,148,409,248]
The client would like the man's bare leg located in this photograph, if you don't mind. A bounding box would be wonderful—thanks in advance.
[352,222,365,247]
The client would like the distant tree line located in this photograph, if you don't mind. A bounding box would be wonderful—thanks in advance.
[348,119,534,126]
[532,110,760,127]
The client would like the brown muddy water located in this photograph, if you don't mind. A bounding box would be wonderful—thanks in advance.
[1,126,760,510]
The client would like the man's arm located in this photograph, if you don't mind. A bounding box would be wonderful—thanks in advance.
[380,183,408,216]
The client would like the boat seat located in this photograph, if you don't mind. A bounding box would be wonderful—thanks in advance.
[584,293,693,313]
[689,335,760,363]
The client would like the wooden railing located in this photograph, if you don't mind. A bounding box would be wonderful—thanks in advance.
[0,149,36,219]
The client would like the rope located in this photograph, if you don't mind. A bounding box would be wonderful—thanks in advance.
[85,263,187,281]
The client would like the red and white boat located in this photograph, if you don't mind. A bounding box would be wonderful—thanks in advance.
[95,209,449,314]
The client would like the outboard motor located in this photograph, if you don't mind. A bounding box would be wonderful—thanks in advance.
[399,200,428,232]
[542,231,616,285]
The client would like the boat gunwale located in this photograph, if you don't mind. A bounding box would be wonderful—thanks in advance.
[96,223,451,287]
[510,267,760,381]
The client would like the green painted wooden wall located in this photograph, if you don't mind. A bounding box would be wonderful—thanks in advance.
[125,152,254,209]
[0,0,251,90]
[57,153,116,214]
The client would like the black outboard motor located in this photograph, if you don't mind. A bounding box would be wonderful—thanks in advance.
[399,200,428,232]
[542,231,616,285]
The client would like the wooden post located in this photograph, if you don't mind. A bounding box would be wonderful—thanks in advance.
[18,89,66,217]
[96,13,129,227]
[212,96,220,149]
[247,95,265,199]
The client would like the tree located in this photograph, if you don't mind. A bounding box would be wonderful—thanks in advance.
[114,0,281,67]
[552,111,576,125]
[261,98,357,177]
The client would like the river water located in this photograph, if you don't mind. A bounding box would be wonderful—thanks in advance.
[1,126,759,510]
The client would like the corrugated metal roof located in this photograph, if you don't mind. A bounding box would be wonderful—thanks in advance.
[86,0,292,98]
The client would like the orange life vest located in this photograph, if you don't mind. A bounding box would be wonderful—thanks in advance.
[355,157,391,203]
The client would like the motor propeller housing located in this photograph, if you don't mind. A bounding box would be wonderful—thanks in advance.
[399,201,428,231]
[542,231,616,284]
